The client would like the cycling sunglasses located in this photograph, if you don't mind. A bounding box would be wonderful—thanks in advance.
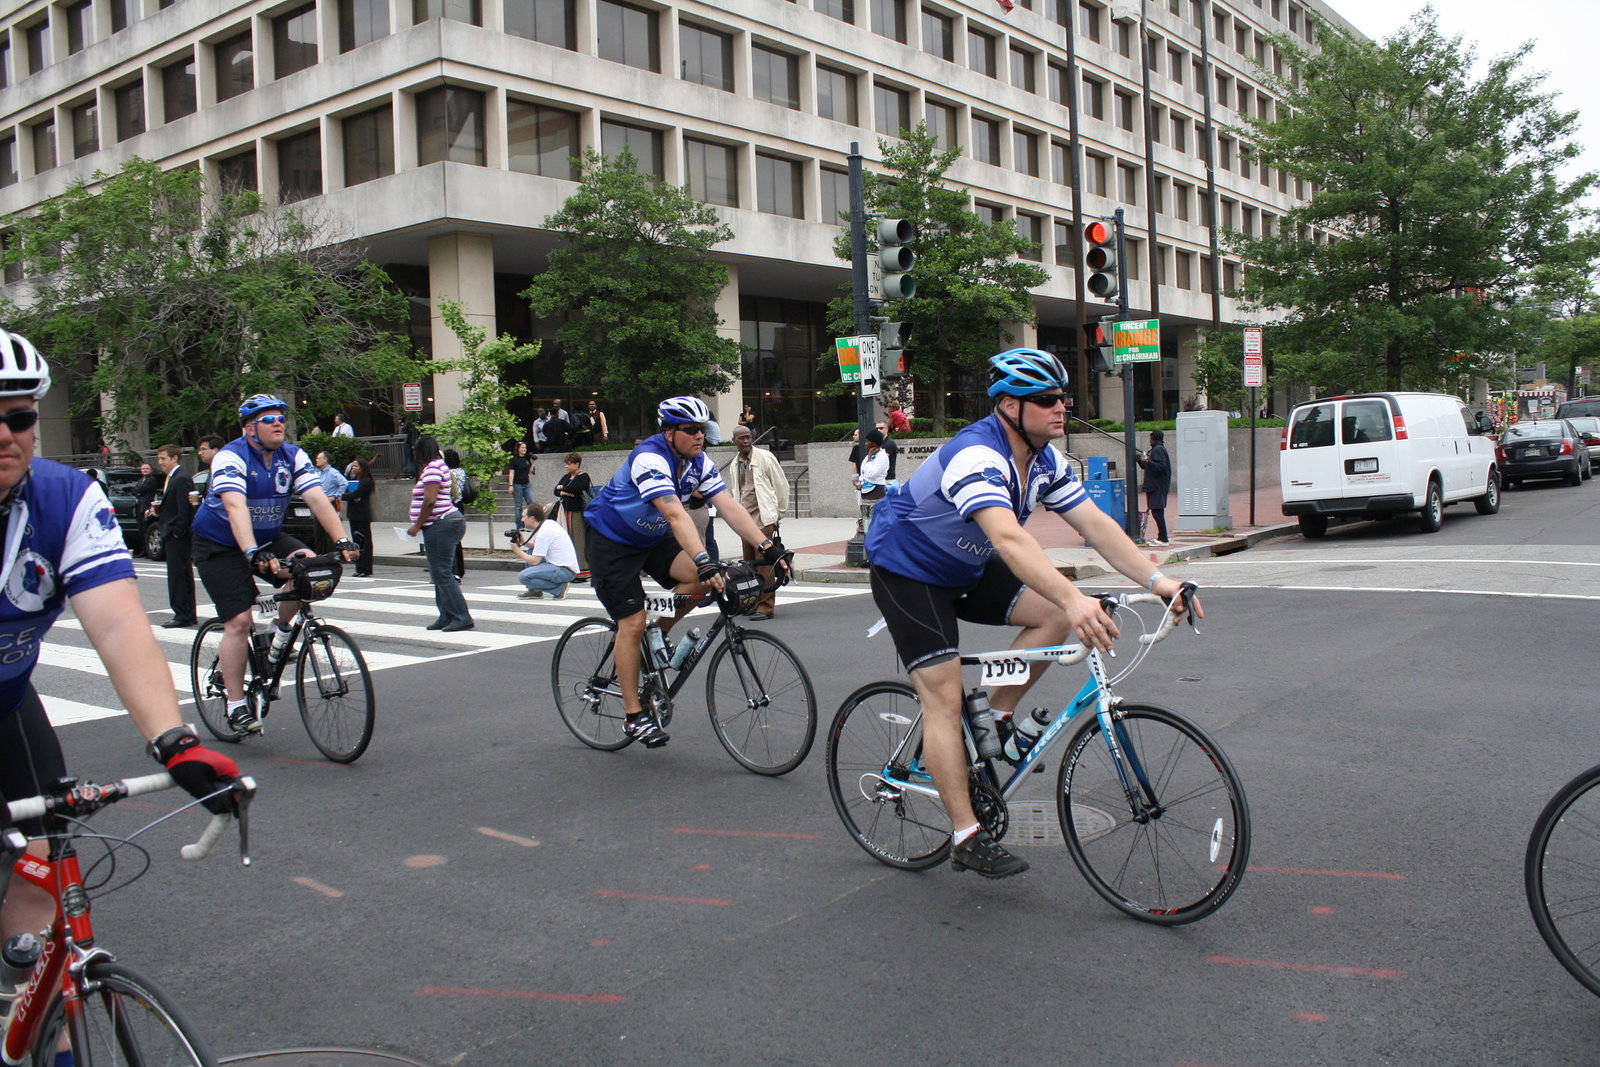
[1021,393,1067,408]
[254,413,287,425]
[0,409,39,433]
[669,423,706,436]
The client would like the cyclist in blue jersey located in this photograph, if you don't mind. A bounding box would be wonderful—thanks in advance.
[864,348,1200,879]
[0,330,240,944]
[191,394,356,734]
[585,396,788,747]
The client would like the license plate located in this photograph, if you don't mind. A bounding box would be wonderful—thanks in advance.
[1352,458,1378,474]
[294,507,311,517]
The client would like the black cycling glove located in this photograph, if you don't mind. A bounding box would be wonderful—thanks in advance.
[694,552,720,584]
[760,537,787,568]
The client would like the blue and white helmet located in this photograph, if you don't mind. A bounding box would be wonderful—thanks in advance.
[0,329,51,400]
[238,393,289,424]
[657,396,712,427]
[987,348,1068,398]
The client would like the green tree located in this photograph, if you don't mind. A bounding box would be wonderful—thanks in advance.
[0,158,419,448]
[828,125,1048,432]
[1226,9,1594,393]
[423,298,541,513]
[523,149,741,425]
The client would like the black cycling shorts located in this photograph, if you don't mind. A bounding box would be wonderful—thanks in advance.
[869,556,1026,673]
[586,528,684,621]
[193,533,308,621]
[0,688,68,837]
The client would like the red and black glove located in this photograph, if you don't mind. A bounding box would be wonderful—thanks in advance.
[150,727,239,815]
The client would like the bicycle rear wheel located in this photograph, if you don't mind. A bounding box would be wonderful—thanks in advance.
[1058,703,1249,925]
[1526,763,1600,997]
[551,617,633,750]
[295,623,375,763]
[31,960,217,1066]
[704,629,817,775]
[189,620,246,744]
[825,680,950,870]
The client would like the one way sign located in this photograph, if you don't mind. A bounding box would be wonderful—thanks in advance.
[859,336,880,397]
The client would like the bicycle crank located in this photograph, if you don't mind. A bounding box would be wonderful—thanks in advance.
[970,780,1009,842]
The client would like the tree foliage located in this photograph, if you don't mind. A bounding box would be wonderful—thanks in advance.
[523,149,741,426]
[828,125,1048,430]
[423,299,541,513]
[0,158,419,448]
[1226,9,1595,393]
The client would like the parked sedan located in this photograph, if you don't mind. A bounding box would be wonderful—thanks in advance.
[1497,420,1593,487]
[1567,417,1600,468]
[90,466,160,556]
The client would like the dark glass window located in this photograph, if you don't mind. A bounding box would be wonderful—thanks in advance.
[1014,129,1038,176]
[684,138,738,207]
[967,28,996,77]
[277,128,322,203]
[504,0,574,49]
[32,118,56,174]
[507,101,578,178]
[971,115,999,165]
[71,101,98,158]
[274,5,317,79]
[115,82,145,141]
[755,154,801,217]
[870,0,905,42]
[600,120,662,179]
[925,100,956,152]
[751,45,798,109]
[339,0,391,52]
[814,0,854,22]
[218,148,258,194]
[417,86,486,165]
[0,38,10,89]
[343,104,394,185]
[1017,213,1043,261]
[26,21,48,74]
[0,137,17,187]
[163,56,196,122]
[679,23,732,91]
[412,0,483,24]
[215,31,254,101]
[820,166,849,224]
[65,1,93,55]
[110,0,132,33]
[1010,46,1034,92]
[597,0,658,72]
[817,64,857,125]
[873,82,909,138]
[922,10,952,60]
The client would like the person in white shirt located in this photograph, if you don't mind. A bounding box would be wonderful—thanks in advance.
[512,501,580,600]
[332,413,355,438]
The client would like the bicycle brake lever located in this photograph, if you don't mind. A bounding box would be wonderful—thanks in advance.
[1178,582,1200,635]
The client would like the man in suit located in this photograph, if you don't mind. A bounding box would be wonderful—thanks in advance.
[155,443,197,627]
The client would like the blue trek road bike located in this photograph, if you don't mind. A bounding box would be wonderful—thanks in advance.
[825,587,1250,924]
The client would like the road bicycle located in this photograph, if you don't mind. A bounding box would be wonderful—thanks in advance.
[825,585,1250,924]
[2,770,255,1066]
[1526,763,1600,996]
[189,553,375,763]
[550,558,817,775]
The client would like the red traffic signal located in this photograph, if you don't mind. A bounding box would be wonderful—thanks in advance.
[1084,219,1118,299]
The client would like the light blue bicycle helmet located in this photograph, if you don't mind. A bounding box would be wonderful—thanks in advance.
[238,393,289,423]
[657,396,712,427]
[987,348,1068,398]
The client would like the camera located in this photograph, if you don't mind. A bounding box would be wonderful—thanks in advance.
[504,528,525,542]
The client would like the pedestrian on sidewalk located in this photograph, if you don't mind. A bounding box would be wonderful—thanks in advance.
[1135,429,1171,546]
[343,455,376,576]
[554,451,592,572]
[154,444,196,627]
[727,425,789,619]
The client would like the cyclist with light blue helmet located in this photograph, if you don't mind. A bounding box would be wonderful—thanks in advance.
[584,396,789,747]
[864,348,1200,879]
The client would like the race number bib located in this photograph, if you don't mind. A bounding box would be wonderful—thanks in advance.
[979,656,1030,685]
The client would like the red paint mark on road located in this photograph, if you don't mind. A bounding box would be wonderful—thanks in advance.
[405,855,446,868]
[594,889,731,906]
[1250,866,1407,880]
[590,939,611,947]
[671,828,823,840]
[1309,906,1335,915]
[692,864,712,871]
[478,826,541,847]
[1292,1011,1329,1023]
[267,757,348,768]
[294,876,344,898]
[1209,955,1401,979]
[418,986,623,1004]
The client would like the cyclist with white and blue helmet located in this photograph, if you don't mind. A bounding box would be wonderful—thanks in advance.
[191,392,356,734]
[864,347,1200,879]
[583,395,789,747]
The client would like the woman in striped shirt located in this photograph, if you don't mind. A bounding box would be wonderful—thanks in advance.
[406,435,474,632]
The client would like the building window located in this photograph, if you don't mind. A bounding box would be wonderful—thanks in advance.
[1224,260,1239,292]
[1083,151,1107,196]
[31,118,56,174]
[1167,46,1184,84]
[974,201,1002,227]
[277,128,322,203]
[684,137,738,206]
[1124,238,1140,279]
[1051,139,1071,185]
[340,0,392,52]
[1114,89,1135,131]
[971,114,1000,165]
[273,5,317,79]
[26,20,48,74]
[1053,219,1070,262]
[1078,1,1100,43]
[871,0,906,42]
[1010,46,1035,92]
[1154,243,1167,286]
[1113,19,1131,57]
[1218,137,1232,168]
[218,148,257,194]
[821,165,849,224]
[815,0,854,22]
[1175,250,1192,289]
[922,9,952,61]
[65,1,93,55]
[417,86,486,166]
[1014,128,1038,176]
[215,31,254,102]
[1118,161,1138,204]
[110,0,132,34]
[1048,61,1069,106]
[1017,212,1043,261]
[1170,114,1186,153]
[597,0,658,72]
[508,100,578,178]
[817,64,858,124]
[1172,180,1190,220]
[600,119,662,178]
[967,28,996,77]
[163,56,196,122]
[1081,76,1104,120]
[1,232,21,283]
[343,104,394,186]
[412,0,482,24]
[755,153,802,217]
[0,137,16,187]
[114,81,144,141]
[679,22,732,92]
[925,99,957,152]
[0,38,10,89]
[752,45,799,109]
[71,100,98,158]
[873,82,909,138]
[1237,80,1249,112]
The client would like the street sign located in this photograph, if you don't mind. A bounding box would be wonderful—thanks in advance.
[1243,327,1264,387]
[859,336,881,397]
[835,337,861,384]
[402,383,423,411]
[1112,319,1160,364]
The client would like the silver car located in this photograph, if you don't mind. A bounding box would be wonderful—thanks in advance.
[1569,417,1600,467]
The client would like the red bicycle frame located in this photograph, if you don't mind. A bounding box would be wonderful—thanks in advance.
[2,844,93,1065]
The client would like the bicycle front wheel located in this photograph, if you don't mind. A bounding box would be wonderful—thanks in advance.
[294,624,375,763]
[1058,704,1250,925]
[551,617,632,751]
[825,680,950,870]
[1527,763,1600,997]
[704,629,817,775]
[32,960,217,1066]
[190,620,246,744]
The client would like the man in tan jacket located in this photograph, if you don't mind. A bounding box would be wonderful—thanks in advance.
[727,424,790,619]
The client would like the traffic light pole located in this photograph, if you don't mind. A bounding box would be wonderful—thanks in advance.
[1114,208,1139,540]
[846,143,873,566]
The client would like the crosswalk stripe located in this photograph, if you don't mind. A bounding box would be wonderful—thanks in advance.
[43,698,124,727]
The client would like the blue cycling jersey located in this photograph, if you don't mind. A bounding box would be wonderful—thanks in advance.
[865,414,1088,586]
[583,434,728,548]
[190,436,321,546]
[0,460,137,716]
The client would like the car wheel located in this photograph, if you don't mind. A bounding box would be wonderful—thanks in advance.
[1566,461,1582,486]
[1417,480,1444,533]
[1474,471,1501,515]
[144,522,165,562]
[1298,514,1328,539]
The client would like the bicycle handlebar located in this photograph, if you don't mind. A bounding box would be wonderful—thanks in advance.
[4,773,257,863]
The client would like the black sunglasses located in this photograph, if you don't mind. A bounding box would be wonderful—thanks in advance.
[670,423,706,436]
[1021,393,1067,408]
[0,409,39,433]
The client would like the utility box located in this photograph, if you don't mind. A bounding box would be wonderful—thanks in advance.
[1082,455,1127,524]
[1174,410,1231,531]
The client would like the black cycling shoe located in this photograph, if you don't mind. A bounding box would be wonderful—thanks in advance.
[624,715,670,748]
[950,831,1029,879]
[226,704,261,734]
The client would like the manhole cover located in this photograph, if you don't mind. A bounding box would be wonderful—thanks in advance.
[1007,801,1061,846]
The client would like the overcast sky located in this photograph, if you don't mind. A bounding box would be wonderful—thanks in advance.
[1326,1,1600,189]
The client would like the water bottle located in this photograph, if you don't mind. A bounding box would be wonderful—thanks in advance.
[249,626,272,662]
[644,625,670,669]
[668,627,702,670]
[0,932,43,1002]
[1004,707,1054,761]
[267,623,293,665]
[965,689,1003,761]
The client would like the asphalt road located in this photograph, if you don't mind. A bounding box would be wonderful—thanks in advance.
[28,475,1600,1065]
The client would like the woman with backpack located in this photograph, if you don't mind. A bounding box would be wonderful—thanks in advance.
[553,451,593,573]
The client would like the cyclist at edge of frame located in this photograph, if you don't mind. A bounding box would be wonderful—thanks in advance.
[190,393,357,735]
[582,396,790,749]
[863,347,1202,880]
[0,329,241,944]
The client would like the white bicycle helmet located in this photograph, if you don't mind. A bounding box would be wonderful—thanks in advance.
[657,396,712,427]
[0,329,51,400]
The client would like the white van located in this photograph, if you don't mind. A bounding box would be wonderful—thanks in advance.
[1280,392,1500,538]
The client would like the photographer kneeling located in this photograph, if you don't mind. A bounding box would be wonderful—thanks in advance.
[510,501,580,600]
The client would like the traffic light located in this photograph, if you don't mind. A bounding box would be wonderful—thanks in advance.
[1083,318,1116,373]
[1084,219,1118,300]
[879,320,914,376]
[876,218,916,302]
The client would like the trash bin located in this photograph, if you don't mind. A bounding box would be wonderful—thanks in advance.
[1083,477,1126,522]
